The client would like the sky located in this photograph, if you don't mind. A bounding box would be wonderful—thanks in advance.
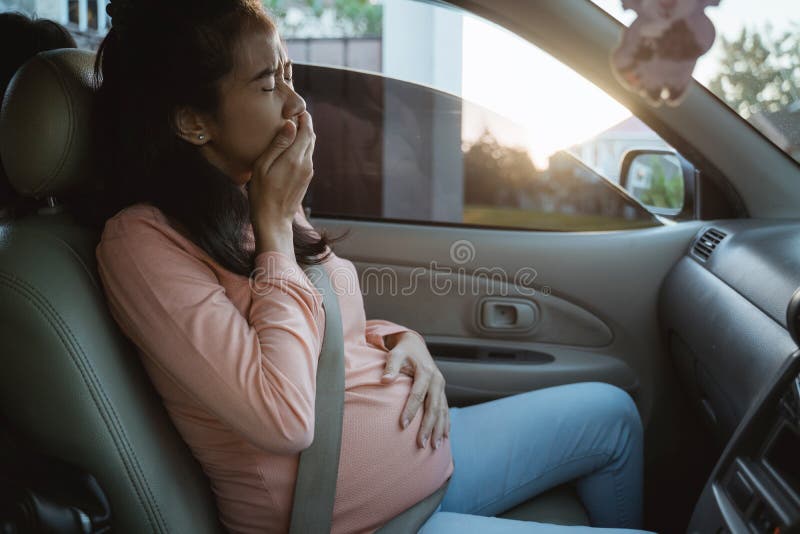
[460,0,799,168]
[461,14,630,168]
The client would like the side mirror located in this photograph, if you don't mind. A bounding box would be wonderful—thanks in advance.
[787,287,800,349]
[620,149,696,219]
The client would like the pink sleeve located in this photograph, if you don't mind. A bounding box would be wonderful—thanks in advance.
[364,319,423,351]
[96,223,324,454]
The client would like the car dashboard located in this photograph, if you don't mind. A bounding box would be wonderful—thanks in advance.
[660,220,800,441]
[659,219,800,533]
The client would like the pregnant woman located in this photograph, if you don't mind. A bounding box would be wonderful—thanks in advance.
[93,1,651,532]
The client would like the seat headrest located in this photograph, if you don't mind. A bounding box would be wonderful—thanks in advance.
[0,49,96,198]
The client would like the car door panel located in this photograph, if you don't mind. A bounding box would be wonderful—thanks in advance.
[352,261,613,346]
[313,216,705,423]
[429,338,639,407]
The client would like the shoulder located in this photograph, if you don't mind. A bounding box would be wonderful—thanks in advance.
[95,203,222,293]
[96,202,203,270]
[99,202,171,242]
[319,249,357,283]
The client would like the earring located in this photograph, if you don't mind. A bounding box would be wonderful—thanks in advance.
[198,134,205,140]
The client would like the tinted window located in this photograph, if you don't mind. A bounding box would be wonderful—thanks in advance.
[296,65,659,231]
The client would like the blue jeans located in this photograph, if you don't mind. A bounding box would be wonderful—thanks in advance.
[418,382,654,533]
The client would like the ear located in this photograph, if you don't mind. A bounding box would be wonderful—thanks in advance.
[174,106,211,145]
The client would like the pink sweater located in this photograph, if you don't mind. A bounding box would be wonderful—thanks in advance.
[95,204,454,533]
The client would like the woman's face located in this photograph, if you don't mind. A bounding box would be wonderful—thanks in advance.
[199,24,306,185]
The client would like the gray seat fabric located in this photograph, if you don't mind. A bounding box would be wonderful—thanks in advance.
[497,484,590,526]
[0,49,590,531]
[0,212,224,533]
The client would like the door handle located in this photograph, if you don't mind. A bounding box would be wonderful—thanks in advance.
[478,298,538,332]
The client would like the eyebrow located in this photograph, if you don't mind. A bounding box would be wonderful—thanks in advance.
[249,60,292,83]
[250,66,276,82]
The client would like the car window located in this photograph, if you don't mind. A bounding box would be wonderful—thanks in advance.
[591,0,800,166]
[283,0,670,230]
[294,64,660,231]
[1,0,670,230]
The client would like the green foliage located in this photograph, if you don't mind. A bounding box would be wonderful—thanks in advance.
[333,0,382,36]
[263,0,289,19]
[708,24,800,119]
[638,157,684,209]
[463,129,542,207]
[262,0,382,37]
[462,129,653,223]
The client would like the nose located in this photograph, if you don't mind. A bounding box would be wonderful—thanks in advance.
[283,86,306,121]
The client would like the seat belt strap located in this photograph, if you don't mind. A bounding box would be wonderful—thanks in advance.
[289,264,345,534]
[374,477,451,534]
[290,262,450,534]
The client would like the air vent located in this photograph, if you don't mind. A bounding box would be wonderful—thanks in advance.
[693,228,727,261]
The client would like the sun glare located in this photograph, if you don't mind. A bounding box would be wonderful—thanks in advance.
[461,15,631,169]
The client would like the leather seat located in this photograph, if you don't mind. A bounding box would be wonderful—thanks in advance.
[0,49,224,533]
[0,49,589,531]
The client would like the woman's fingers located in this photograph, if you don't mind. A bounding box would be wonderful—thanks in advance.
[428,378,448,450]
[302,120,316,162]
[384,339,449,450]
[401,370,431,432]
[249,112,316,227]
[416,373,446,449]
[382,349,405,383]
[418,392,436,448]
[445,399,451,438]
[253,119,297,176]
[302,132,315,180]
[282,111,315,164]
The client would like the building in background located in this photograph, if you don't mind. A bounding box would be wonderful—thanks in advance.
[568,116,670,183]
[380,0,462,221]
[2,0,466,222]
[0,0,109,48]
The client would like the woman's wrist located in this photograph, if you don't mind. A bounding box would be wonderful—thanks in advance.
[253,218,294,258]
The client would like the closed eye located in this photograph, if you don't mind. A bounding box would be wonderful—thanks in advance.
[251,66,277,91]
[254,63,291,91]
[257,72,276,92]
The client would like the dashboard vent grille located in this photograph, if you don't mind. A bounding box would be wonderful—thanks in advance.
[693,228,727,261]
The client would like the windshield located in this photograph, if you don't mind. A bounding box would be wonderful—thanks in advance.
[591,0,800,165]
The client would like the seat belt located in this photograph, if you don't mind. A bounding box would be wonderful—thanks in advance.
[290,263,450,534]
[289,264,346,534]
[373,477,450,534]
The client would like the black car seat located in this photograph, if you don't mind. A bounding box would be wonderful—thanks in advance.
[0,48,589,532]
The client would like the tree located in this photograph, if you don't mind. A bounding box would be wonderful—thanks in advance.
[331,0,382,36]
[262,0,382,37]
[638,158,684,210]
[462,129,545,208]
[708,24,800,119]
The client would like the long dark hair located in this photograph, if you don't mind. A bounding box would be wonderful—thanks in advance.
[93,0,337,275]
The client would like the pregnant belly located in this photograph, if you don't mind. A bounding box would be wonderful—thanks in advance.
[332,375,454,534]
